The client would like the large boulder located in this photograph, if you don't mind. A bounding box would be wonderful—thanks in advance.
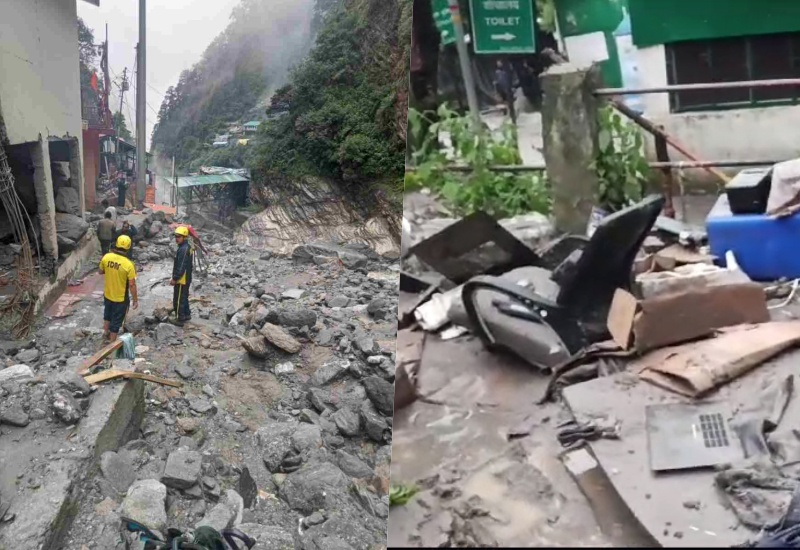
[121,479,168,532]
[54,186,81,216]
[55,213,89,242]
[278,461,350,514]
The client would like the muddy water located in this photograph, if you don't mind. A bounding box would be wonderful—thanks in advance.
[388,331,610,547]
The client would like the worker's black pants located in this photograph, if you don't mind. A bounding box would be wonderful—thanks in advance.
[173,282,191,321]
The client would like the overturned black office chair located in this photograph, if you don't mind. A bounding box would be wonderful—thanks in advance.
[460,194,665,371]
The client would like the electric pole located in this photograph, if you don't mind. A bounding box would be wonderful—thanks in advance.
[116,67,128,172]
[447,0,481,130]
[136,0,147,206]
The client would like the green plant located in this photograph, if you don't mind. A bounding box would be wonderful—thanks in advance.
[592,105,649,212]
[406,104,552,218]
[390,483,420,507]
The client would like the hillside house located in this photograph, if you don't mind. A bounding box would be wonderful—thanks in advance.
[243,120,261,134]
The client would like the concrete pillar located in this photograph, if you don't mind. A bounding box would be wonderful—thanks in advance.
[31,135,59,266]
[541,64,603,234]
[67,136,85,217]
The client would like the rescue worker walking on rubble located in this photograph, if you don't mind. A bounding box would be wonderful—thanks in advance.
[97,211,115,254]
[99,234,138,342]
[170,226,193,326]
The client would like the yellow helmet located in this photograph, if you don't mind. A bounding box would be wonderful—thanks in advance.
[174,226,190,237]
[115,234,132,251]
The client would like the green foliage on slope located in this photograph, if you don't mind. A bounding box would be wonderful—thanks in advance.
[249,0,409,196]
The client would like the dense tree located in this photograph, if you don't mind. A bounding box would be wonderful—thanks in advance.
[250,0,408,193]
[112,112,133,142]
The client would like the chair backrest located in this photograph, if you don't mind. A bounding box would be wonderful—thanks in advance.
[557,194,665,311]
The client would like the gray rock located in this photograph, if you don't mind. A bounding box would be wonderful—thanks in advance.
[0,364,33,384]
[278,461,350,514]
[100,451,136,493]
[331,407,361,437]
[353,337,376,355]
[253,305,270,326]
[54,370,91,394]
[366,298,387,315]
[55,212,89,241]
[291,424,323,453]
[311,359,349,386]
[239,523,296,550]
[336,451,373,478]
[147,220,163,238]
[281,288,305,300]
[0,408,30,427]
[327,295,350,308]
[14,348,39,363]
[55,186,81,216]
[277,307,317,328]
[161,449,203,489]
[50,389,83,424]
[156,323,181,341]
[307,389,330,413]
[261,323,301,353]
[57,234,77,256]
[337,250,367,270]
[196,489,244,531]
[175,363,195,380]
[121,479,168,532]
[188,397,214,414]
[316,328,335,346]
[360,401,388,442]
[363,376,394,416]
[257,422,297,472]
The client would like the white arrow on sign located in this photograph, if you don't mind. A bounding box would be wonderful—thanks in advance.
[491,32,516,41]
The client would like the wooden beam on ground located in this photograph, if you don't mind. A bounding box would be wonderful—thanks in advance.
[76,339,124,375]
[83,368,182,388]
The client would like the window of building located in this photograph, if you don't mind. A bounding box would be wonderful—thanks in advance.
[665,32,800,112]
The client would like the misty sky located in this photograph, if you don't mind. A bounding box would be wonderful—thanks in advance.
[78,0,241,148]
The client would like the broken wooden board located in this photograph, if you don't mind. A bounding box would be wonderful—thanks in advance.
[563,346,800,548]
[76,340,124,376]
[84,369,182,388]
[634,321,800,398]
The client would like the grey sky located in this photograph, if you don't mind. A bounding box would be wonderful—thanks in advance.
[78,0,240,148]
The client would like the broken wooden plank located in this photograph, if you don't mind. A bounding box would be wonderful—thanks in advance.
[83,369,182,388]
[76,339,124,376]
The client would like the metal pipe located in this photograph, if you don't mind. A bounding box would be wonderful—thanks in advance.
[595,78,800,96]
[403,159,776,173]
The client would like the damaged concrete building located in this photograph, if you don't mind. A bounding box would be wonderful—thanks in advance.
[0,0,99,308]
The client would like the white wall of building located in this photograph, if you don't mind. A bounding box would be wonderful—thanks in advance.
[635,44,800,169]
[0,0,84,146]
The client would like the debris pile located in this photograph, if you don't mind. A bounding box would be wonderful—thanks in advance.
[0,227,398,549]
[394,185,800,548]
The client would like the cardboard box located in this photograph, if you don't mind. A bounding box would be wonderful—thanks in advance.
[607,283,770,353]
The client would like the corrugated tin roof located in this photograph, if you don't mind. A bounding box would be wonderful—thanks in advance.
[176,174,250,188]
[244,121,261,127]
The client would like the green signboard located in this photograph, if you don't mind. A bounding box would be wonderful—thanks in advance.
[469,0,537,54]
[432,0,457,45]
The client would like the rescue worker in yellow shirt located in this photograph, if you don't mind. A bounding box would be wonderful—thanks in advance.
[170,226,193,326]
[99,234,139,341]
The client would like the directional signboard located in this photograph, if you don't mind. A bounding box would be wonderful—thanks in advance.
[469,0,537,54]
[432,0,457,45]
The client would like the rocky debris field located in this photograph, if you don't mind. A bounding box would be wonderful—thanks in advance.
[0,225,399,549]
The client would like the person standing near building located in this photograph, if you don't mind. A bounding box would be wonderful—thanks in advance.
[97,211,116,254]
[116,171,128,208]
[170,226,193,326]
[99,234,138,342]
[493,60,517,124]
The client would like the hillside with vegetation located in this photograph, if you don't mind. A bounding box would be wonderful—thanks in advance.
[150,0,409,205]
